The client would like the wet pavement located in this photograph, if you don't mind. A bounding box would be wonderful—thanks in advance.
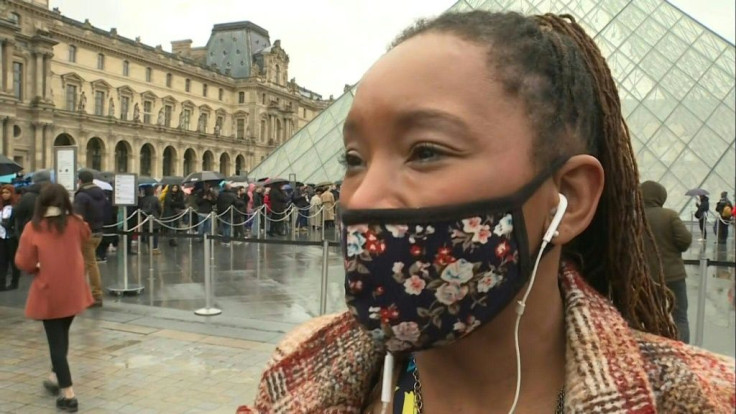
[0,225,733,412]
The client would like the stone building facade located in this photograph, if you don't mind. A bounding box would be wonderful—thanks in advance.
[0,0,329,177]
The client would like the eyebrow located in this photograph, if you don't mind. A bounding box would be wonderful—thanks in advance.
[343,108,470,138]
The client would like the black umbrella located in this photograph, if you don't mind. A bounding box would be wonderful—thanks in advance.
[138,176,159,186]
[160,176,184,186]
[227,175,249,183]
[685,188,709,197]
[265,177,288,187]
[0,155,22,176]
[99,171,115,184]
[183,171,224,184]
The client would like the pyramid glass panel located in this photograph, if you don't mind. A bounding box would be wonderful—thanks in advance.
[250,0,735,218]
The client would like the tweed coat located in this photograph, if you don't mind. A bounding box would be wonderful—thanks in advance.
[238,264,735,413]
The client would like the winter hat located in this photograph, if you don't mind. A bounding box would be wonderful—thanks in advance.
[32,170,52,184]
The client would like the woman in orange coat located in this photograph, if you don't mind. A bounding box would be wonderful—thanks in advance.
[15,183,93,413]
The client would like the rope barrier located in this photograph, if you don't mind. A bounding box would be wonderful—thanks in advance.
[102,209,142,229]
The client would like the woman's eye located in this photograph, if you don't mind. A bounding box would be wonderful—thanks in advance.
[408,144,444,163]
[339,152,364,169]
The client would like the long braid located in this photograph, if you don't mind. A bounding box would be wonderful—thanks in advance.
[535,14,676,339]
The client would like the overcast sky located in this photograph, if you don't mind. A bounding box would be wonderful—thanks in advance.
[49,0,735,98]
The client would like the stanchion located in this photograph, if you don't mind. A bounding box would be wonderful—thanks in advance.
[195,232,222,316]
[291,207,298,239]
[148,218,154,270]
[107,207,144,295]
[263,208,269,240]
[319,238,329,315]
[693,241,709,347]
[210,211,216,262]
[321,207,326,241]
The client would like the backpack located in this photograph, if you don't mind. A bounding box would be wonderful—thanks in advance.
[722,205,733,219]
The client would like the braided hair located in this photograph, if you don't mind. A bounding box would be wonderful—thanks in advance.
[392,11,677,339]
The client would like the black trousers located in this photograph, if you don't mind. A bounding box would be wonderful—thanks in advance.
[0,238,20,288]
[42,316,75,388]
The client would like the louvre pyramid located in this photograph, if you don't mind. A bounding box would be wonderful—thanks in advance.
[250,0,735,218]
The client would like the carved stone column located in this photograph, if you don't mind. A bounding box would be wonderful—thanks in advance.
[43,124,54,169]
[32,122,43,169]
[4,41,14,95]
[34,52,43,99]
[3,117,14,158]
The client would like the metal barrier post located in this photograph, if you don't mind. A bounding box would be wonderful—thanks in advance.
[137,210,142,279]
[230,206,235,245]
[321,207,326,241]
[195,227,222,316]
[319,239,330,315]
[107,207,144,295]
[210,211,216,262]
[693,241,709,347]
[291,206,298,239]
[263,208,269,240]
[189,208,194,235]
[148,218,154,270]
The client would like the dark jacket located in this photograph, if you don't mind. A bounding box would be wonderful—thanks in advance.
[640,181,692,282]
[139,195,162,229]
[194,189,216,214]
[216,189,238,214]
[163,190,186,218]
[695,196,709,219]
[14,183,44,238]
[270,187,288,214]
[74,184,107,233]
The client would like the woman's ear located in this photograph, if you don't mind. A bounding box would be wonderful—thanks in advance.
[552,155,604,244]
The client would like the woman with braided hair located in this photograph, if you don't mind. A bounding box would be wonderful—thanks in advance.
[238,10,734,414]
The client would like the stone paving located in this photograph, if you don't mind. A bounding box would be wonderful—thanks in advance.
[0,305,274,413]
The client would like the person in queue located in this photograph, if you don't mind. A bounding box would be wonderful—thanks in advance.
[238,10,734,414]
[15,183,93,412]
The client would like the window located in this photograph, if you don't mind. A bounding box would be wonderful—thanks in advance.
[238,92,245,104]
[166,73,172,87]
[9,12,19,25]
[164,105,172,127]
[185,79,191,92]
[260,119,266,140]
[68,45,76,63]
[65,84,77,110]
[94,91,105,116]
[303,108,306,117]
[199,113,208,132]
[236,119,245,139]
[202,84,208,97]
[143,101,152,124]
[97,53,105,70]
[120,96,130,120]
[261,93,265,104]
[275,65,280,84]
[182,108,191,130]
[145,67,152,82]
[122,60,129,76]
[216,115,224,134]
[218,88,223,101]
[12,62,22,101]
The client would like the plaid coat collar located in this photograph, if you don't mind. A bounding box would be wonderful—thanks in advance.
[240,264,735,413]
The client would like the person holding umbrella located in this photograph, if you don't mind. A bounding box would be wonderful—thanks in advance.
[695,194,709,240]
[163,184,186,247]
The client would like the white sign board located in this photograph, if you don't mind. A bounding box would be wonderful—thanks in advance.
[54,147,77,193]
[113,174,138,206]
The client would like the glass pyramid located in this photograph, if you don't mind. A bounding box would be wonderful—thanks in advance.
[250,0,735,218]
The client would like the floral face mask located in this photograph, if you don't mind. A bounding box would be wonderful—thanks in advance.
[341,160,564,353]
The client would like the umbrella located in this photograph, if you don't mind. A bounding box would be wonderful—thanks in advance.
[93,179,113,191]
[78,167,102,179]
[99,171,115,183]
[685,188,709,197]
[227,175,249,183]
[160,176,184,186]
[138,176,159,187]
[0,173,15,184]
[183,171,224,184]
[264,177,288,187]
[0,154,22,176]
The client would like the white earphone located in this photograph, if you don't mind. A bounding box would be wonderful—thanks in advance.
[509,193,568,414]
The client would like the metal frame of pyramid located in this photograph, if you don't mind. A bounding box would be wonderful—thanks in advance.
[250,0,735,218]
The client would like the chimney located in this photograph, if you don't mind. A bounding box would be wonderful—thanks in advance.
[171,39,193,56]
